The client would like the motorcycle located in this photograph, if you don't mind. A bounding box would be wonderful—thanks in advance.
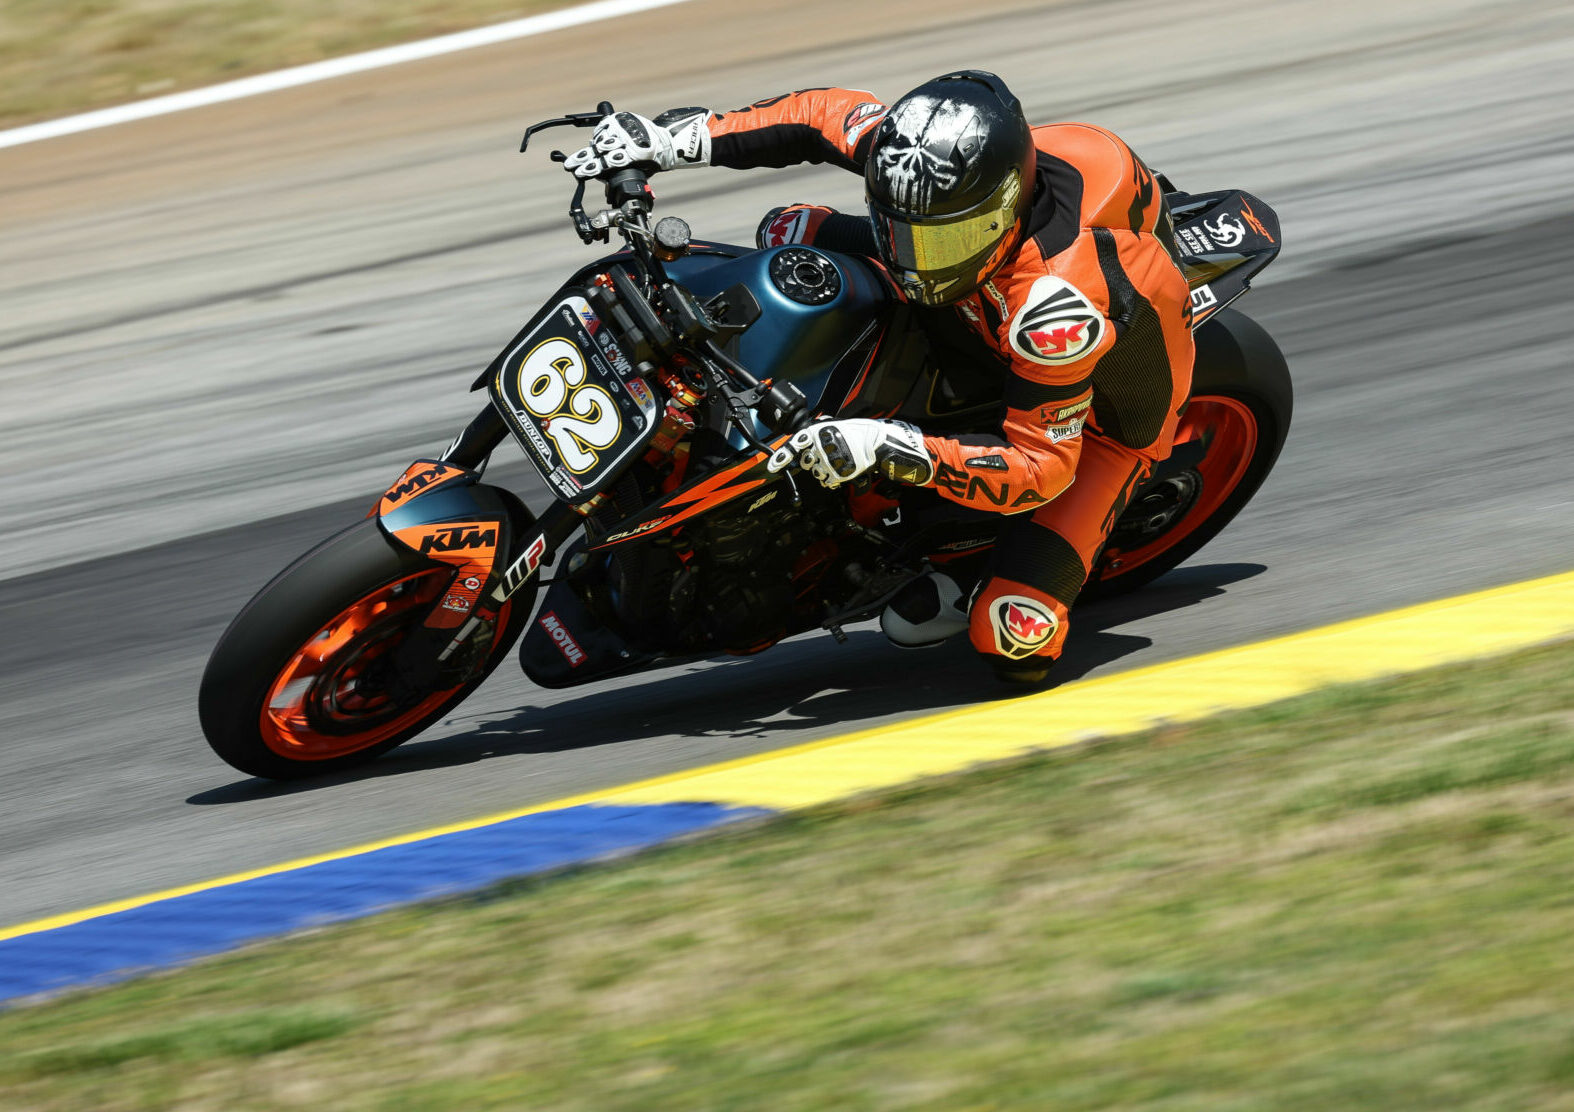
[200,102,1291,780]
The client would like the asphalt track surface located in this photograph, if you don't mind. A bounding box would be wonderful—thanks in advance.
[2,0,1572,928]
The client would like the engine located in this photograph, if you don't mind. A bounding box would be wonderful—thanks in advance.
[679,495,813,652]
[591,491,809,655]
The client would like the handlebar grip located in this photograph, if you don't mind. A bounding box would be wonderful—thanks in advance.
[605,167,653,213]
[597,101,614,117]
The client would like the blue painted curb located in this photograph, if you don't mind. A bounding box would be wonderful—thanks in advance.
[1,801,769,1005]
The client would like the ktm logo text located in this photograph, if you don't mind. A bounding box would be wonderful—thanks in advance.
[388,467,449,504]
[419,525,497,554]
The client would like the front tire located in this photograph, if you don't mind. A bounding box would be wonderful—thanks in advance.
[199,520,529,780]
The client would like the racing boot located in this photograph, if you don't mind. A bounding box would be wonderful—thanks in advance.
[880,570,970,649]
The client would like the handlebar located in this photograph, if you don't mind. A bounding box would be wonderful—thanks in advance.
[517,102,808,438]
[522,101,657,247]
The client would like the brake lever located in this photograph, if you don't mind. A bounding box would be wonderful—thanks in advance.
[519,105,609,153]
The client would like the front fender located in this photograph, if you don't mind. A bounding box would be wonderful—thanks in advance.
[372,459,537,629]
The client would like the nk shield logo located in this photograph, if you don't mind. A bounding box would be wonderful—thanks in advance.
[990,595,1059,659]
[1010,276,1104,367]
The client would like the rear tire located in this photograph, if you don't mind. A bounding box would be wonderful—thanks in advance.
[199,520,530,780]
[1083,308,1292,601]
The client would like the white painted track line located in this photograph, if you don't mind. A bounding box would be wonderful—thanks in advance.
[0,0,696,151]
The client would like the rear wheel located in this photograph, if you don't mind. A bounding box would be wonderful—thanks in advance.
[1084,308,1291,600]
[199,520,530,779]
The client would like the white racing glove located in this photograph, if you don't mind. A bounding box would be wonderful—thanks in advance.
[562,108,711,180]
[767,418,935,489]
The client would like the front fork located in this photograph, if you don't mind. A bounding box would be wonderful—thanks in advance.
[423,405,580,665]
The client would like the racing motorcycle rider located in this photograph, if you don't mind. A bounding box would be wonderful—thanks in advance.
[563,71,1193,684]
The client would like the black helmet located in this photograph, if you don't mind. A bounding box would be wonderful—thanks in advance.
[866,70,1034,306]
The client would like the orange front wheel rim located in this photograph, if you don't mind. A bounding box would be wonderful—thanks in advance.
[258,570,507,761]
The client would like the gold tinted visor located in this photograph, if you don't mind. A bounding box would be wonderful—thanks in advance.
[871,169,1022,274]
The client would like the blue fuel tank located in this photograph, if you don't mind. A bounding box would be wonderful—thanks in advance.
[665,245,892,410]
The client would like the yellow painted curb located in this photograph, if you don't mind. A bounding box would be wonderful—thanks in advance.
[5,569,1572,943]
[605,569,1574,809]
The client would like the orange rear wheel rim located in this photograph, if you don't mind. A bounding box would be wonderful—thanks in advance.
[1098,395,1259,580]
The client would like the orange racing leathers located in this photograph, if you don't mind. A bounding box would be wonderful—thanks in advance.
[706,88,1195,664]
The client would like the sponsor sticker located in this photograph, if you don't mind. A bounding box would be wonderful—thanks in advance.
[747,489,778,513]
[1240,198,1274,243]
[1009,276,1104,366]
[1177,226,1213,255]
[500,534,549,594]
[842,101,886,146]
[419,524,495,555]
[1046,416,1085,444]
[1042,397,1091,424]
[603,515,672,544]
[1190,285,1219,313]
[1202,212,1247,248]
[519,417,554,466]
[935,464,1050,511]
[596,330,634,377]
[390,520,501,628]
[377,460,464,516]
[990,595,1059,659]
[982,281,1011,324]
[538,611,587,667]
[394,521,499,562]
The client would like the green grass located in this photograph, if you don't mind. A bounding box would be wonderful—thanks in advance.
[2,640,1573,1110]
[0,0,576,128]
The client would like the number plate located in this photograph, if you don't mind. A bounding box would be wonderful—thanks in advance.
[489,295,661,505]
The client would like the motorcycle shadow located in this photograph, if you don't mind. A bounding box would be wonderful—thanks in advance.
[192,562,1263,799]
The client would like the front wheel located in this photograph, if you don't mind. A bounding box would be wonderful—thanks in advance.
[199,520,530,779]
[1084,308,1292,600]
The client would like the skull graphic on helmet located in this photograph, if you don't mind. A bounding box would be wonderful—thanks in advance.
[873,95,986,210]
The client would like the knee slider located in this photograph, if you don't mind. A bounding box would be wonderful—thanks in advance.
[968,584,1067,663]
